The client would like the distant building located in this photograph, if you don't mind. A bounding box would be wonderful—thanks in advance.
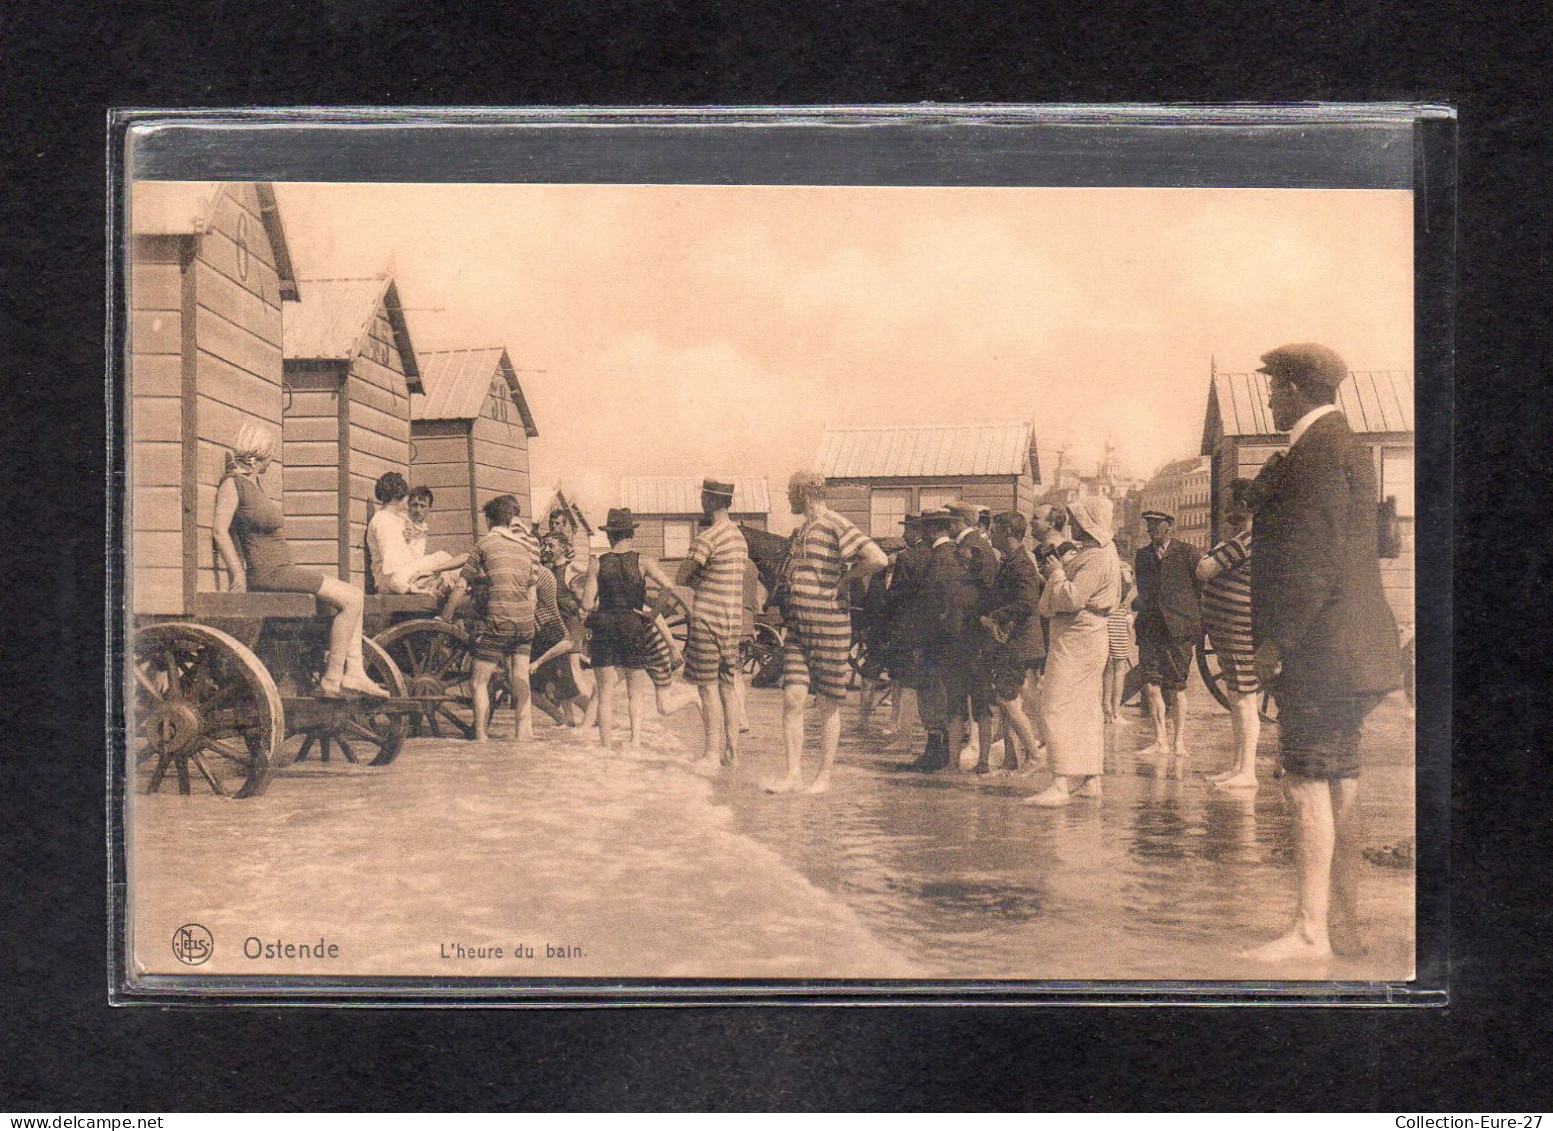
[1039,440,1145,527]
[618,477,771,563]
[1132,456,1213,552]
[1202,365,1414,634]
[814,423,1041,540]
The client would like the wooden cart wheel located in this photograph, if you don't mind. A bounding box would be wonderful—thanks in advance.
[132,622,284,800]
[286,638,411,766]
[374,618,507,740]
[1198,630,1279,722]
[741,622,784,689]
[1196,631,1234,711]
[645,580,690,654]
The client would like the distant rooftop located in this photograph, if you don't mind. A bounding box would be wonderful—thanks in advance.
[413,347,537,436]
[620,477,771,516]
[1203,369,1413,451]
[815,423,1038,481]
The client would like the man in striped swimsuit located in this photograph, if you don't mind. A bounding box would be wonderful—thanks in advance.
[768,470,887,794]
[676,478,750,766]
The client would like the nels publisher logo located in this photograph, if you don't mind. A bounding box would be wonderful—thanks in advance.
[172,923,213,966]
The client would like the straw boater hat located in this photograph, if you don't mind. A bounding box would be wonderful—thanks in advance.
[701,478,736,501]
[601,507,639,534]
[1141,509,1175,524]
[1066,495,1115,548]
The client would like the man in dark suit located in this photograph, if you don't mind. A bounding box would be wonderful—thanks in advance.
[1243,343,1403,964]
[1133,508,1203,773]
[905,508,977,772]
[948,502,1000,768]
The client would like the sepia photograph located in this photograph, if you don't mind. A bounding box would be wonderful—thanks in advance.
[121,164,1420,990]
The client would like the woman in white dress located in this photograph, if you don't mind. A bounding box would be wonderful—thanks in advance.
[1025,494,1123,807]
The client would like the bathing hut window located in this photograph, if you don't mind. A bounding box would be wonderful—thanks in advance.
[918,485,962,514]
[869,488,910,539]
[1381,447,1414,518]
[663,520,696,560]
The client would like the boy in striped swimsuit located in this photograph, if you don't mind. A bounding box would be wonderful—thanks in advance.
[676,478,750,766]
[768,470,887,795]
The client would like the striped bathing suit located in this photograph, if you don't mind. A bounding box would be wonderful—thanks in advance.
[1202,531,1256,693]
[461,526,537,664]
[684,517,749,686]
[1107,565,1135,662]
[781,509,877,700]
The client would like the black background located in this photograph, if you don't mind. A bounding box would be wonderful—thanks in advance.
[2,1,1550,1112]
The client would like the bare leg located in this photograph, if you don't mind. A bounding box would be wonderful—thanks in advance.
[803,696,844,794]
[719,681,740,765]
[1141,683,1170,754]
[999,696,1041,772]
[858,677,876,732]
[470,659,498,743]
[766,682,808,792]
[945,717,966,772]
[626,668,652,747]
[1102,661,1117,721]
[595,666,620,749]
[1242,774,1336,961]
[1213,692,1261,788]
[697,682,725,763]
[735,673,751,733]
[509,654,533,740]
[1168,688,1189,771]
[973,715,996,773]
[1329,777,1366,955]
[884,684,905,737]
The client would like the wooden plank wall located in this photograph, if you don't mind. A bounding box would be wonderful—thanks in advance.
[470,377,531,525]
[129,235,189,614]
[410,420,474,556]
[825,478,1017,534]
[281,365,344,573]
[345,306,413,581]
[190,184,286,597]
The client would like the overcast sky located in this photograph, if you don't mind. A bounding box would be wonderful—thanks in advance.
[271,183,1412,533]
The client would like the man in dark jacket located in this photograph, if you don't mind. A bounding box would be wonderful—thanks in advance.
[1133,509,1203,772]
[905,508,976,771]
[980,511,1046,773]
[949,502,1000,767]
[1242,343,1403,964]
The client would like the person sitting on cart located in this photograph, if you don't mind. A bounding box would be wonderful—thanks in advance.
[460,494,539,743]
[212,423,388,699]
[366,473,467,597]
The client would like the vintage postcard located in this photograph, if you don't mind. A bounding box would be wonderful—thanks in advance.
[116,113,1435,999]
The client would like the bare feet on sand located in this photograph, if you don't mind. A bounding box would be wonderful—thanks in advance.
[1073,776,1103,799]
[801,775,831,795]
[763,774,803,794]
[1024,783,1072,807]
[1213,772,1259,790]
[1239,927,1333,963]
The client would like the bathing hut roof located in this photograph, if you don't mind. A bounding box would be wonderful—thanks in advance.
[411,347,538,436]
[1201,369,1414,454]
[815,423,1038,481]
[130,181,299,301]
[283,275,422,392]
[619,477,771,516]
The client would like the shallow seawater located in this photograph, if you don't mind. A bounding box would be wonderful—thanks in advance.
[128,681,1415,984]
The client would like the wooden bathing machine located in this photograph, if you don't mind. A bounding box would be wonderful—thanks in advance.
[128,181,300,616]
[409,347,538,557]
[280,276,423,585]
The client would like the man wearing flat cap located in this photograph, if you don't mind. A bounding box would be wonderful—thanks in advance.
[677,478,750,767]
[1133,508,1203,772]
[1243,343,1402,964]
